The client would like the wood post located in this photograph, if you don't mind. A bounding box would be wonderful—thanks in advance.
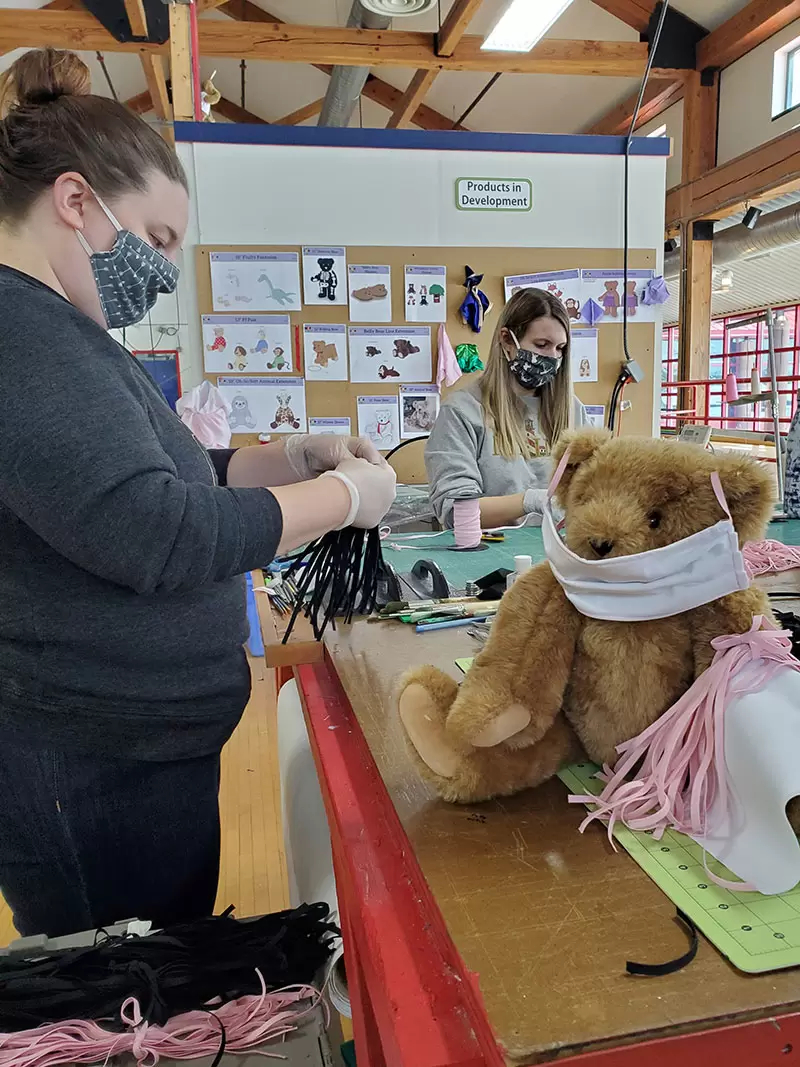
[168,2,194,123]
[678,219,714,423]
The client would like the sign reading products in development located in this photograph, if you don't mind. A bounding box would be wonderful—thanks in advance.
[455,177,532,212]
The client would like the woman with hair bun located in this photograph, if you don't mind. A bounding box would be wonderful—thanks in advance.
[0,49,395,938]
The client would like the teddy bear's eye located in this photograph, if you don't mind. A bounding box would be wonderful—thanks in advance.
[648,510,662,529]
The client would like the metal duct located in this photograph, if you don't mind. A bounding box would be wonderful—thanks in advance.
[664,202,800,281]
[318,0,391,128]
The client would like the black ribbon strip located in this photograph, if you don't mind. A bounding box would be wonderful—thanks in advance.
[626,909,699,977]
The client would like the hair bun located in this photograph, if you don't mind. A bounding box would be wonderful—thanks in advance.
[0,48,91,115]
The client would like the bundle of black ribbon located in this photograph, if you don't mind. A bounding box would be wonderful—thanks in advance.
[281,526,383,643]
[0,902,338,1032]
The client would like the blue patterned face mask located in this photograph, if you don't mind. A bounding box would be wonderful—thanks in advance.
[76,190,179,330]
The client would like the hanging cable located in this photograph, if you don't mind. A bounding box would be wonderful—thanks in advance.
[608,0,670,432]
[240,59,247,110]
[454,72,502,129]
[95,52,119,102]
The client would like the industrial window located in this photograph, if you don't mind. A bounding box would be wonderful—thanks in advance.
[786,46,800,112]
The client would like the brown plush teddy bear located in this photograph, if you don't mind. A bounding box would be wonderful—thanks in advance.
[398,429,777,806]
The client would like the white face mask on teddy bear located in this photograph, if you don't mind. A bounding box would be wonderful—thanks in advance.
[542,447,750,622]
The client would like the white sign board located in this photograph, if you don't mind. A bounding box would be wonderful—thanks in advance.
[455,177,532,212]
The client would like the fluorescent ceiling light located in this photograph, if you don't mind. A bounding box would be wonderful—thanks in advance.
[647,123,668,137]
[481,0,575,53]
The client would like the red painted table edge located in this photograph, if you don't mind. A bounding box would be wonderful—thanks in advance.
[291,652,800,1067]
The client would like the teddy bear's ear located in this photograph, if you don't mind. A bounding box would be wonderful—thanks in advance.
[713,452,776,543]
[551,428,611,500]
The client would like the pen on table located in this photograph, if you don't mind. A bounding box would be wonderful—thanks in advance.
[416,616,490,633]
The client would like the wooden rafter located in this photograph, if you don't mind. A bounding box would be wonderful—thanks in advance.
[437,0,484,57]
[387,0,483,129]
[123,0,148,37]
[697,0,800,71]
[141,54,170,120]
[126,87,267,124]
[386,69,439,129]
[272,97,325,125]
[0,10,655,76]
[583,74,686,136]
[589,0,654,32]
[217,1,460,130]
[665,124,800,228]
[168,2,193,121]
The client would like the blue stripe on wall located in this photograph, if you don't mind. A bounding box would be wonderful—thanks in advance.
[175,121,671,157]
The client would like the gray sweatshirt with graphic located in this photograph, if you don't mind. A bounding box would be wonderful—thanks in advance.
[425,380,587,528]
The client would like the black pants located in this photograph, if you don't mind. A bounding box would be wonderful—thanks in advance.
[0,739,221,938]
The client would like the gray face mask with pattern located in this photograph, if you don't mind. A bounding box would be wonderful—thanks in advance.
[76,190,179,330]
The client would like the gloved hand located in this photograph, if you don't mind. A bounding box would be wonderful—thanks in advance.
[284,433,383,481]
[321,457,397,530]
[522,487,548,516]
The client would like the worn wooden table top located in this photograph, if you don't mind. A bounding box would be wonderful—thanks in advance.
[323,582,800,1065]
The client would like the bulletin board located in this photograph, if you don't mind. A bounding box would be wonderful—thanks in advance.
[195,245,659,448]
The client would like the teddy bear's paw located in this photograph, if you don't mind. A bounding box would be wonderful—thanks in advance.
[398,666,465,780]
[471,704,533,748]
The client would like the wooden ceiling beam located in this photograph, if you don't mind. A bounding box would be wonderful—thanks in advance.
[437,0,484,57]
[386,68,438,128]
[126,87,267,125]
[389,0,483,129]
[216,2,462,130]
[589,0,655,33]
[272,96,325,125]
[583,74,686,136]
[141,54,170,120]
[0,10,653,75]
[697,0,800,71]
[665,124,800,228]
[123,0,148,38]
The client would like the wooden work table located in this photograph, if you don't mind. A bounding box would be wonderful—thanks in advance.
[262,526,800,1066]
[323,617,800,1064]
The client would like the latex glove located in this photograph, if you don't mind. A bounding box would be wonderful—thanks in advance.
[522,487,547,516]
[320,457,397,530]
[284,433,384,481]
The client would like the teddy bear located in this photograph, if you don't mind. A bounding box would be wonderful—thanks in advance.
[398,429,778,807]
[599,280,620,317]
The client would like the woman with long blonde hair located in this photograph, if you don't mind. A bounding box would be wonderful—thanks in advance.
[426,288,587,528]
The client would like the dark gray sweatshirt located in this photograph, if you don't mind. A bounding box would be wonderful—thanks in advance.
[0,266,283,760]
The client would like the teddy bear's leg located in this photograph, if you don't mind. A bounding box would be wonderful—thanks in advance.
[398,666,582,803]
[443,563,581,752]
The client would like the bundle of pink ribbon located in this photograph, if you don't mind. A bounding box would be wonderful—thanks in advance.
[0,978,323,1067]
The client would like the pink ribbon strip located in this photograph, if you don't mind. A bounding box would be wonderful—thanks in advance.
[569,616,800,889]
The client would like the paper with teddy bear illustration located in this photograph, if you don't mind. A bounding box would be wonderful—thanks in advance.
[302,246,347,307]
[209,252,300,313]
[349,326,432,384]
[357,395,400,452]
[348,264,392,323]
[202,314,293,374]
[217,376,307,435]
[302,323,348,382]
[503,268,583,320]
[580,268,657,324]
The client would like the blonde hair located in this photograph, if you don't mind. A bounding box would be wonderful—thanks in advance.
[480,287,573,459]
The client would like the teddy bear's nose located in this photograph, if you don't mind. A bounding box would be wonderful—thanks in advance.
[590,538,614,558]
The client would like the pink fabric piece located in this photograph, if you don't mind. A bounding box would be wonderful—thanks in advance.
[742,539,800,577]
[436,325,462,389]
[175,381,232,449]
[0,979,322,1067]
[569,617,800,855]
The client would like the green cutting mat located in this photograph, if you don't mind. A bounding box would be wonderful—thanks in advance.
[454,659,800,973]
[559,761,800,974]
[384,520,800,593]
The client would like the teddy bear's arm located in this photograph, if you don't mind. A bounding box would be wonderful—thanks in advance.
[444,561,581,748]
[689,586,775,676]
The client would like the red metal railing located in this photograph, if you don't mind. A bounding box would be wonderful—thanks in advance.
[661,374,800,438]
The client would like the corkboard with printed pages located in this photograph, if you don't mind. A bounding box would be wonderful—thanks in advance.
[195,244,659,450]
